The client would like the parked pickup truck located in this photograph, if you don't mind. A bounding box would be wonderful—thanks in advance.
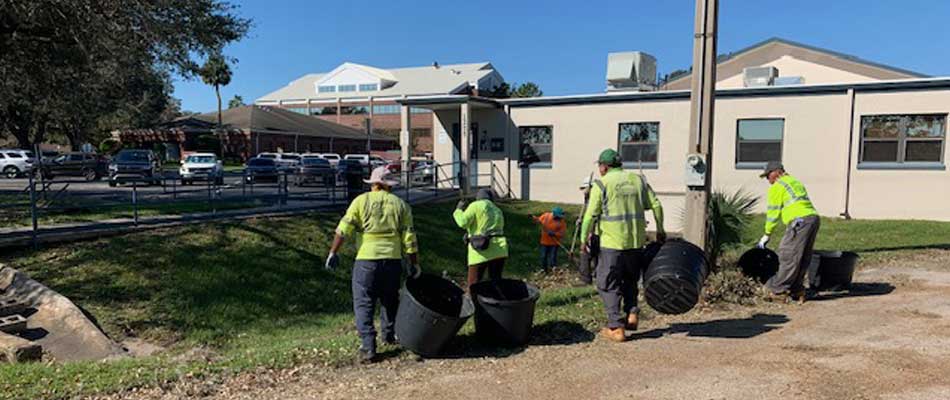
[179,153,224,185]
[108,149,162,187]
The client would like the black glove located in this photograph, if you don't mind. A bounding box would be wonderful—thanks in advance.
[656,231,667,244]
[405,263,421,279]
[325,253,339,270]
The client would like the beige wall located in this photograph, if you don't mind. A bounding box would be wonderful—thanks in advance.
[717,56,878,88]
[429,88,950,231]
[849,90,950,220]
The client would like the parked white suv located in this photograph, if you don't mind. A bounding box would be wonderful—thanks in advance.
[0,149,35,179]
[344,154,387,169]
[257,152,301,169]
[179,153,224,185]
[319,153,341,167]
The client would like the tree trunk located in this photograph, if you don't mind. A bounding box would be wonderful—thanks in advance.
[215,84,224,158]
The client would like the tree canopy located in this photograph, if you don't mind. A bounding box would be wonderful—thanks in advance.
[485,82,544,99]
[0,1,251,149]
[228,95,246,109]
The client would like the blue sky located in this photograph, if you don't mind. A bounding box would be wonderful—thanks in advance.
[174,0,950,112]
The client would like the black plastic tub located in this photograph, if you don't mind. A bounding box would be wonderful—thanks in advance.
[470,279,541,347]
[643,239,709,315]
[395,274,474,357]
[738,248,780,283]
[808,250,859,291]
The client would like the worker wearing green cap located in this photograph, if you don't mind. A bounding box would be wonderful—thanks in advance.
[580,148,666,343]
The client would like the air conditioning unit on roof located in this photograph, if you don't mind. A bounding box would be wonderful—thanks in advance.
[743,66,779,87]
[606,51,657,92]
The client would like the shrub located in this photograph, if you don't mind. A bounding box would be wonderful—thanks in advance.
[706,189,759,265]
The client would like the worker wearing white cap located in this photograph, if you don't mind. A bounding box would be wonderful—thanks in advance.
[326,166,420,363]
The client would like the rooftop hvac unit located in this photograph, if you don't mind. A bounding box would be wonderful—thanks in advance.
[743,66,779,87]
[606,51,657,92]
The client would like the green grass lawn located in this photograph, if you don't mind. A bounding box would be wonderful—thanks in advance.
[0,200,948,399]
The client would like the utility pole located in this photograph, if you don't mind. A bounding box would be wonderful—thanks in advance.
[683,0,718,250]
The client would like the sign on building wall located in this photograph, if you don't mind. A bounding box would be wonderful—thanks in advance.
[438,131,449,144]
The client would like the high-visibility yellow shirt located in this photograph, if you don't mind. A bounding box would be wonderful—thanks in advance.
[336,190,418,260]
[765,174,818,235]
[453,199,509,265]
[580,168,664,250]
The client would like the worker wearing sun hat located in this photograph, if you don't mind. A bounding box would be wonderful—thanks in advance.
[533,206,567,272]
[580,148,666,343]
[757,161,819,304]
[326,166,420,363]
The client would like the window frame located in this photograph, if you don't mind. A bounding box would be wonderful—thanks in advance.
[358,83,379,92]
[617,121,660,169]
[337,84,357,93]
[735,117,785,169]
[317,85,336,93]
[518,125,554,169]
[858,113,947,170]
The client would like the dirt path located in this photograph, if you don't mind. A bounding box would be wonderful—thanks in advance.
[96,250,950,400]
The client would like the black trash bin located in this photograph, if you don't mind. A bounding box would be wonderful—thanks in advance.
[643,239,709,315]
[738,248,780,284]
[395,274,474,357]
[808,250,859,291]
[470,279,541,347]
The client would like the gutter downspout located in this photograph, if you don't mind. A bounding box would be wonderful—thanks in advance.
[841,88,855,220]
[504,104,512,199]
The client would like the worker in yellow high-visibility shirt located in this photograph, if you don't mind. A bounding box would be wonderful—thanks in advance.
[580,149,666,343]
[326,167,420,364]
[757,161,820,304]
[454,189,509,291]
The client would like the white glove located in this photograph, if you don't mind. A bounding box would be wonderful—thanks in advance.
[756,235,770,249]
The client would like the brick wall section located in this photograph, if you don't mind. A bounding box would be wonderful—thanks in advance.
[278,102,434,154]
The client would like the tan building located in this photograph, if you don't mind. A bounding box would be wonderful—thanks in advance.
[255,61,504,156]
[393,38,949,229]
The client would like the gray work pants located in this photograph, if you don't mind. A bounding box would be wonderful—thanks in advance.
[596,248,644,329]
[352,259,402,351]
[767,215,820,294]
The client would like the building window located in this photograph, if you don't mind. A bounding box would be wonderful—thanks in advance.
[286,107,308,115]
[358,83,378,92]
[519,126,553,167]
[411,107,431,114]
[860,114,945,166]
[318,85,336,93]
[338,84,356,92]
[309,107,325,115]
[736,118,784,167]
[618,122,659,167]
[372,104,400,115]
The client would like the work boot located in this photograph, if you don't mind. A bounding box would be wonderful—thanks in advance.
[383,333,398,346]
[791,290,807,305]
[625,313,639,331]
[599,327,627,343]
[357,346,377,364]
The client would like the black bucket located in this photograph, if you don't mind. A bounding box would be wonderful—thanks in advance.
[808,250,859,291]
[738,248,780,283]
[642,241,664,266]
[643,239,709,315]
[470,279,541,347]
[395,274,474,357]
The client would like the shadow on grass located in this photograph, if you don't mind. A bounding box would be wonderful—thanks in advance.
[630,313,789,340]
[810,282,895,301]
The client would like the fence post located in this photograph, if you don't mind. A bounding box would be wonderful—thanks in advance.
[172,175,177,200]
[207,177,213,214]
[28,172,38,249]
[132,180,139,226]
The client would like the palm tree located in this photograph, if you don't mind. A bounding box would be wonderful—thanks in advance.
[199,53,232,157]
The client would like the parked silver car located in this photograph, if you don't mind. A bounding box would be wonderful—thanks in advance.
[0,149,35,179]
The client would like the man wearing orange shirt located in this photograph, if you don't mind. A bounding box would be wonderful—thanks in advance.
[534,207,567,272]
